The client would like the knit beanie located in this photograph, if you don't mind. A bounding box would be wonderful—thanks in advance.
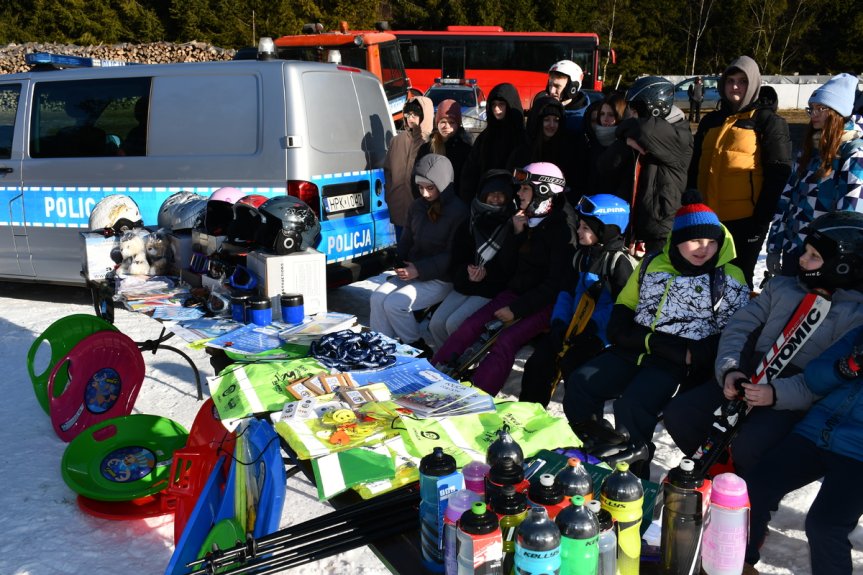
[810,73,859,118]
[403,98,424,122]
[435,99,462,126]
[670,190,724,245]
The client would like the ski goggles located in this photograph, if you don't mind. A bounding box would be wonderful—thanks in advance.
[228,265,258,291]
[207,291,231,315]
[512,168,565,195]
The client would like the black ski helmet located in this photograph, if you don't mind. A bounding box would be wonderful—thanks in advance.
[801,211,863,290]
[227,194,269,245]
[256,196,321,255]
[626,76,675,119]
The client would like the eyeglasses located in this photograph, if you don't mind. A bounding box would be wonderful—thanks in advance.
[512,168,566,190]
[805,105,829,116]
[404,111,419,118]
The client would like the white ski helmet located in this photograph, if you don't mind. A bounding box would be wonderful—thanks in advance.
[548,60,584,97]
[514,162,566,218]
[157,191,208,232]
[88,194,143,232]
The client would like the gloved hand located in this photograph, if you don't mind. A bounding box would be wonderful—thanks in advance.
[837,346,863,379]
[766,252,782,276]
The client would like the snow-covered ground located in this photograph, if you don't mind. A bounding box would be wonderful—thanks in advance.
[1,258,861,574]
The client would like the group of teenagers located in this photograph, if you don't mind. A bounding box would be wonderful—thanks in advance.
[372,55,863,574]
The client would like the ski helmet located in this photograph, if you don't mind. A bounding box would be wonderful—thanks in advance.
[205,187,244,236]
[801,211,863,290]
[255,196,321,255]
[88,194,143,233]
[548,60,584,98]
[227,194,269,245]
[513,162,566,219]
[157,191,207,232]
[575,194,630,237]
[626,76,675,119]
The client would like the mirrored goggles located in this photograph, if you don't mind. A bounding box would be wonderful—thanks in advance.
[511,168,565,190]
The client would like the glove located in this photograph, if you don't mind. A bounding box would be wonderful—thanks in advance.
[766,252,782,276]
[837,347,863,380]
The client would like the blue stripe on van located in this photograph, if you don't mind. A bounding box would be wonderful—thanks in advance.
[0,168,395,264]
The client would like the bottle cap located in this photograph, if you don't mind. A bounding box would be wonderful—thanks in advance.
[444,489,481,522]
[668,458,703,489]
[488,484,527,516]
[711,473,749,508]
[459,501,499,535]
[420,446,457,477]
[249,297,271,310]
[462,460,491,482]
[280,293,304,306]
[486,424,525,467]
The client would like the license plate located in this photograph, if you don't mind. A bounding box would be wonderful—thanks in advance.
[326,193,364,213]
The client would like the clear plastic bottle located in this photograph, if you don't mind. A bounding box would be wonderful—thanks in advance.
[588,499,617,575]
[514,506,561,575]
[488,484,529,575]
[445,489,482,574]
[701,473,749,575]
[420,447,465,572]
[599,462,643,575]
[661,458,711,574]
[556,495,600,575]
[456,501,503,574]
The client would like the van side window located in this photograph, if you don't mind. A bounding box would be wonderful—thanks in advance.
[30,77,151,158]
[0,85,20,159]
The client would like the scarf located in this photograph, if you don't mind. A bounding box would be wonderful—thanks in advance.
[470,197,512,266]
[594,124,617,148]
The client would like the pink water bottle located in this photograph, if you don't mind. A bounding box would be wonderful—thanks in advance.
[701,473,749,575]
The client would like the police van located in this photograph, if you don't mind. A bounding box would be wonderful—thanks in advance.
[0,53,397,285]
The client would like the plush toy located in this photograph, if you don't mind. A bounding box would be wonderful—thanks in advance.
[119,230,149,276]
[145,230,173,276]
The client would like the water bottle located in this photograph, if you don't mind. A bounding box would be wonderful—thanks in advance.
[485,456,529,504]
[600,462,643,575]
[463,460,491,496]
[420,447,465,572]
[445,489,482,574]
[527,473,568,519]
[514,506,561,575]
[588,499,617,575]
[456,501,503,574]
[701,473,749,575]
[555,457,593,502]
[556,495,600,575]
[661,459,711,574]
[487,424,524,467]
[488,484,529,575]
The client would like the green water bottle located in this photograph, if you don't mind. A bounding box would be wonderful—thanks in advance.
[488,484,529,574]
[556,495,600,575]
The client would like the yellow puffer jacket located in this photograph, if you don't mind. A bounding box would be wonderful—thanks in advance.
[697,108,763,222]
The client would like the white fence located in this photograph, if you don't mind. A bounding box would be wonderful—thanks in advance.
[665,74,862,110]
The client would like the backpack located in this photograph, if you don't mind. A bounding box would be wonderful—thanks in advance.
[573,248,638,299]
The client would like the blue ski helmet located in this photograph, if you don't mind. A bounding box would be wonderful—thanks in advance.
[575,194,630,236]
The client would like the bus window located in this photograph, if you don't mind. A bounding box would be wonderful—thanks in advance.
[0,85,20,159]
[30,78,150,158]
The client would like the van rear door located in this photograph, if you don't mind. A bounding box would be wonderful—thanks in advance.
[0,81,32,278]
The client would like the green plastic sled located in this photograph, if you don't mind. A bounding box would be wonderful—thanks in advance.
[27,314,117,414]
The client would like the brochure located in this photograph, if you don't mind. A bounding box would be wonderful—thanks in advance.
[279,311,358,338]
[205,323,285,354]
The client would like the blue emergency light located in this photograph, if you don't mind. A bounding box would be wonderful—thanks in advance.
[25,52,131,70]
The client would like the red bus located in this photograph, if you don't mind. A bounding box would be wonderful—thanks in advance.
[393,26,611,110]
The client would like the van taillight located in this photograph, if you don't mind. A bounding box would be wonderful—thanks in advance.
[288,180,320,218]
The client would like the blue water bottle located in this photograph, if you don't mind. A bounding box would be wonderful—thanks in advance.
[420,447,464,572]
[514,506,561,575]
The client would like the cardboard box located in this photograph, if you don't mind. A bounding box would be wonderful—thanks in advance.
[170,232,194,274]
[80,232,122,281]
[247,248,327,319]
[192,230,228,256]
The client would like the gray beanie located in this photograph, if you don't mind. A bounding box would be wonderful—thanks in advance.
[414,154,454,193]
[810,73,859,118]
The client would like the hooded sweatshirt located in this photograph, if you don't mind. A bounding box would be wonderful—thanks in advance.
[383,96,434,227]
[399,154,469,281]
[507,96,576,187]
[461,83,527,198]
[688,56,793,223]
